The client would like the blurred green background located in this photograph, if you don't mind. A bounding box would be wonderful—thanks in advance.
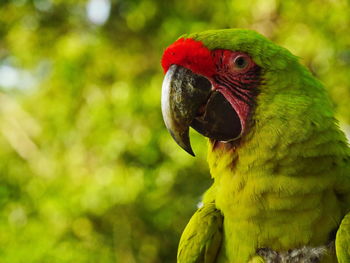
[0,0,349,262]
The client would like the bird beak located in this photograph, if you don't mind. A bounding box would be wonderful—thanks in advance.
[161,65,242,156]
[161,65,212,156]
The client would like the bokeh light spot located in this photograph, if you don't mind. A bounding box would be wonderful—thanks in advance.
[86,0,111,25]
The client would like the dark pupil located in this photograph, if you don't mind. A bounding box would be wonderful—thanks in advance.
[235,57,246,68]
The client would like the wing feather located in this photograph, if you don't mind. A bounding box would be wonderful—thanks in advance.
[177,202,223,263]
[336,212,350,263]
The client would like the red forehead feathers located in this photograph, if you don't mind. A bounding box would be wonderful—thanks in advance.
[161,38,215,77]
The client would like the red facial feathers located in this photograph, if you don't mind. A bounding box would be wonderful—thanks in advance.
[161,38,216,77]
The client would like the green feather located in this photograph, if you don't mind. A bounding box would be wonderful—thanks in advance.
[176,29,350,263]
[178,202,223,263]
[337,212,350,262]
[184,29,296,70]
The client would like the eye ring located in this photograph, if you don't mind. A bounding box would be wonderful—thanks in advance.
[233,55,248,69]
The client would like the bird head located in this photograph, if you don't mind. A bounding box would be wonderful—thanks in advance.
[162,29,306,155]
[161,29,299,156]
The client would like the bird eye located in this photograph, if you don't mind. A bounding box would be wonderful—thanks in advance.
[234,56,248,69]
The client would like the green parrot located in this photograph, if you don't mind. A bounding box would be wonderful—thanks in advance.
[160,29,350,263]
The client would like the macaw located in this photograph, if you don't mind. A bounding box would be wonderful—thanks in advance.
[160,29,350,263]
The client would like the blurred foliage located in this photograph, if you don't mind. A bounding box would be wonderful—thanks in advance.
[0,0,349,262]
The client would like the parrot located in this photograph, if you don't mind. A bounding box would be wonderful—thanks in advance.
[160,29,350,263]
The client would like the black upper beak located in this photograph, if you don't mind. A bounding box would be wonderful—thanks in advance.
[161,65,211,156]
[161,65,241,156]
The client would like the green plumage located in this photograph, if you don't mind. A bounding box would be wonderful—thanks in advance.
[178,203,223,263]
[176,29,350,263]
